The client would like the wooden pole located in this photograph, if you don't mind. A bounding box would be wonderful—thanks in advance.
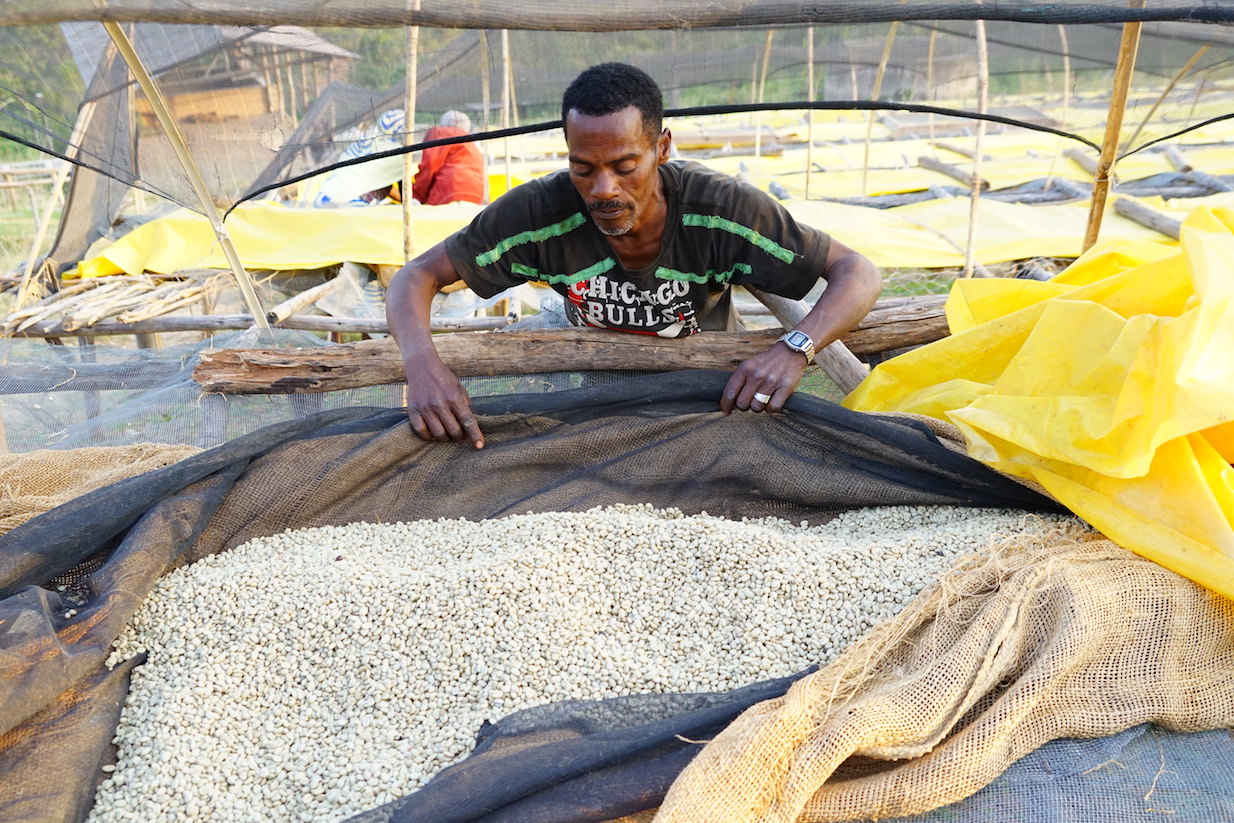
[264,275,349,324]
[805,26,815,200]
[1121,44,1209,153]
[15,43,107,310]
[191,297,943,396]
[1044,24,1072,189]
[403,2,421,261]
[745,288,869,395]
[1114,197,1182,239]
[927,29,936,140]
[963,16,989,279]
[862,22,900,197]
[755,29,775,165]
[501,30,513,194]
[1082,3,1145,253]
[480,30,492,200]
[104,22,270,333]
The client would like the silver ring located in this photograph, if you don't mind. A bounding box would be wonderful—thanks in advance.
[753,392,771,404]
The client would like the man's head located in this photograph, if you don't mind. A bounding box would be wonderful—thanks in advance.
[440,109,471,132]
[561,63,671,238]
[561,62,663,142]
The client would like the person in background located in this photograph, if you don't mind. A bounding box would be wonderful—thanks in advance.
[386,63,882,448]
[411,110,487,206]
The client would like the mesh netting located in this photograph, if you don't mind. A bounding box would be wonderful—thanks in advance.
[3,7,1233,273]
[0,371,1072,821]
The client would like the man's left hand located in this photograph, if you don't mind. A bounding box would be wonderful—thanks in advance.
[720,345,809,414]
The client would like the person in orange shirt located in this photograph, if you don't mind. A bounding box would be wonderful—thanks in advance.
[411,110,486,206]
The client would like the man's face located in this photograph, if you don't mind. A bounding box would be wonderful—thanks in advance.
[564,105,671,237]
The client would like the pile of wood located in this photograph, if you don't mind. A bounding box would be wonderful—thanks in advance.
[3,271,231,338]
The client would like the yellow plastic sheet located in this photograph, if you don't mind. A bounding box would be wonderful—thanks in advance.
[845,206,1234,600]
[69,200,482,278]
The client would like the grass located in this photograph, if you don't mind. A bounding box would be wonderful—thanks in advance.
[0,197,59,276]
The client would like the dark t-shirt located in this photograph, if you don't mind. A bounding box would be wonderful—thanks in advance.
[444,160,831,337]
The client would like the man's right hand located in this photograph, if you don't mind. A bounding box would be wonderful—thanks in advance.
[403,354,485,449]
[386,241,485,448]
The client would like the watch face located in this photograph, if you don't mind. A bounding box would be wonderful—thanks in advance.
[785,330,810,347]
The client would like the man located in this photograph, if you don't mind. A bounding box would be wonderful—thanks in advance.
[410,109,486,206]
[386,63,882,449]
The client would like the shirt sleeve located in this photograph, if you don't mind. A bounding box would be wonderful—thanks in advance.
[684,169,831,301]
[444,174,584,299]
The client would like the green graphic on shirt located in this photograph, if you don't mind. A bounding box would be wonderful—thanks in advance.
[511,257,617,285]
[681,214,796,264]
[475,212,588,266]
[655,263,752,284]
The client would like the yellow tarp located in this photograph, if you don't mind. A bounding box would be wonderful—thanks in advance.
[79,192,1234,279]
[844,206,1234,600]
[70,200,484,278]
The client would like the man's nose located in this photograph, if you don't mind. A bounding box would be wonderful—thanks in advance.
[591,169,620,200]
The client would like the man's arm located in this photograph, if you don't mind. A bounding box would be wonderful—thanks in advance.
[386,241,486,448]
[720,237,882,414]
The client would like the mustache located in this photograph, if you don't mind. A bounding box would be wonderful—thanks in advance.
[588,201,633,213]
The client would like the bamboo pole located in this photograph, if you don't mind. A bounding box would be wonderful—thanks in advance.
[103,21,270,334]
[403,2,421,261]
[264,275,349,324]
[15,49,105,310]
[501,30,513,194]
[8,312,512,339]
[805,26,815,200]
[480,30,492,199]
[1044,24,1072,189]
[745,288,869,395]
[755,29,775,165]
[1121,44,1209,153]
[1082,3,1145,253]
[862,22,900,197]
[14,161,72,309]
[962,16,989,279]
[927,29,936,140]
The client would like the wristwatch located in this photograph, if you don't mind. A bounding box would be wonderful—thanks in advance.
[777,329,816,364]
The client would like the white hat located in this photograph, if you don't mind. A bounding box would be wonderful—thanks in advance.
[440,110,471,132]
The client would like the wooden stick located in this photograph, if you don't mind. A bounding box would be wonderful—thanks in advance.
[745,288,870,395]
[265,276,349,324]
[1063,146,1099,176]
[1114,197,1181,239]
[8,312,514,338]
[919,155,989,191]
[963,15,990,280]
[404,2,421,261]
[862,22,900,197]
[1121,44,1209,153]
[929,141,990,161]
[805,27,815,200]
[104,21,271,333]
[1083,6,1145,252]
[190,296,943,396]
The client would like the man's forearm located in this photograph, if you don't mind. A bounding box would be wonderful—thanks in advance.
[796,253,883,349]
[386,264,445,363]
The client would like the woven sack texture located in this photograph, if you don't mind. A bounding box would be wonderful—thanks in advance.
[653,532,1234,822]
[0,444,201,536]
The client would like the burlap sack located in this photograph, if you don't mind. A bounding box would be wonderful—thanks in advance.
[0,444,200,536]
[652,531,1234,822]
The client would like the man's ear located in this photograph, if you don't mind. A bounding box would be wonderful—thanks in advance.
[657,128,672,164]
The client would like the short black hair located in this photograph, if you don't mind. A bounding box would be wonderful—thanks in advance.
[561,62,663,141]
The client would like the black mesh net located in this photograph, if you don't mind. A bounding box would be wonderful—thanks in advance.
[2,6,1233,273]
[0,370,1066,821]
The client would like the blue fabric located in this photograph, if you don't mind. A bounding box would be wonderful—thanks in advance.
[895,725,1234,823]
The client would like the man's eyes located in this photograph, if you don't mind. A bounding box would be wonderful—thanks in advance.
[570,165,637,176]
